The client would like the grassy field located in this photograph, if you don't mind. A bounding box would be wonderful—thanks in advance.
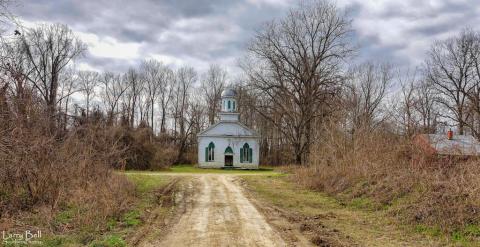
[38,173,175,247]
[126,173,173,193]
[241,174,476,247]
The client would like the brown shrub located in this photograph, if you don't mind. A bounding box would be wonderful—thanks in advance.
[294,124,480,234]
[0,102,135,231]
[111,126,177,170]
[153,146,180,168]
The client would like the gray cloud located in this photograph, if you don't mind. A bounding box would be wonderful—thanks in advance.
[12,0,290,75]
[346,0,480,68]
[11,0,480,75]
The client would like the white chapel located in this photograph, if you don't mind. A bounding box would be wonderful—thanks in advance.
[197,88,260,169]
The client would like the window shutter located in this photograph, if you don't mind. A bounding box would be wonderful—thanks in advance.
[205,147,208,162]
[240,148,243,163]
[249,148,253,162]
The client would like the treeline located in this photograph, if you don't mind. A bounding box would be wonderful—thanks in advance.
[0,24,234,167]
[241,1,480,166]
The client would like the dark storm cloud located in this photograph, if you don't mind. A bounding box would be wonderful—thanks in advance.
[11,0,480,73]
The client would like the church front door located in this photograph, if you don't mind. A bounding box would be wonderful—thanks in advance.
[224,155,233,166]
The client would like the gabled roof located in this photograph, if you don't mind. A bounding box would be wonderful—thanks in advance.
[415,134,480,156]
[197,120,259,138]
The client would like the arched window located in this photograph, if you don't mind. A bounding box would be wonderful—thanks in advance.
[228,100,231,110]
[205,142,215,162]
[240,143,252,163]
[233,101,236,110]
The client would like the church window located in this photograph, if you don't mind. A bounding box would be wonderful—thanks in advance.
[240,143,252,163]
[233,101,235,110]
[228,100,231,110]
[205,142,215,162]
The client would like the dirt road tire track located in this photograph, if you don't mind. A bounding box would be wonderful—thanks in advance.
[146,174,287,247]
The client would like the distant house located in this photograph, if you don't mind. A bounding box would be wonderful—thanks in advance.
[413,130,480,157]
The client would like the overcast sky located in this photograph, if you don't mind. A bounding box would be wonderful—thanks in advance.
[10,0,480,77]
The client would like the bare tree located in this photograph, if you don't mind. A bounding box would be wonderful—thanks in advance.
[0,38,33,117]
[425,29,477,135]
[244,0,354,164]
[122,68,142,127]
[58,68,79,128]
[141,59,172,131]
[189,90,208,140]
[178,89,205,163]
[138,81,149,125]
[20,23,86,118]
[0,0,14,37]
[345,62,391,134]
[201,64,226,124]
[100,72,128,124]
[414,80,439,134]
[462,30,480,138]
[77,70,99,119]
[158,67,174,133]
[397,72,417,136]
[172,66,196,162]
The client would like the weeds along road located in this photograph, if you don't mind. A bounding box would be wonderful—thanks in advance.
[138,173,293,247]
[131,171,443,247]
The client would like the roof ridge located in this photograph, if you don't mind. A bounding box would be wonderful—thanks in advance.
[197,121,259,137]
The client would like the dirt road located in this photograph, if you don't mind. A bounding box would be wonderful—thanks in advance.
[148,174,288,247]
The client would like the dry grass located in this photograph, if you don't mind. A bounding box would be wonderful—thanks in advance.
[0,85,184,246]
[0,123,136,232]
[242,174,441,246]
[0,94,136,239]
[292,125,480,242]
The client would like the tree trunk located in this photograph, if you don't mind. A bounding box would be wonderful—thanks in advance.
[295,152,302,165]
[151,99,155,132]
[160,107,166,133]
[458,108,465,135]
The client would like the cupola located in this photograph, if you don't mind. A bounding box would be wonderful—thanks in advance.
[219,87,239,121]
[221,87,237,113]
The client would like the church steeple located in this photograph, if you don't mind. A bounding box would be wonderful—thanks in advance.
[219,87,239,121]
[221,87,237,113]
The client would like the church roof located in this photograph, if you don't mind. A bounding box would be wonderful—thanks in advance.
[197,121,259,138]
[222,88,236,97]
